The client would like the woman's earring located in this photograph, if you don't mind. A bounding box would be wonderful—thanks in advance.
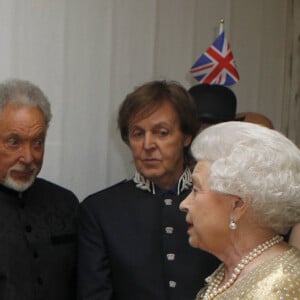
[229,217,237,230]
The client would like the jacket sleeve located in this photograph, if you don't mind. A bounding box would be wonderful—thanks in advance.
[77,200,113,300]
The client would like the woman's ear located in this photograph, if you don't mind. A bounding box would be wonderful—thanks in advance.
[232,196,250,221]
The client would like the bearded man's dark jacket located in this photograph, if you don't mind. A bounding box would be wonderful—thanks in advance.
[0,178,79,300]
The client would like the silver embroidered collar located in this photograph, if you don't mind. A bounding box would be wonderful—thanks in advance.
[133,168,192,195]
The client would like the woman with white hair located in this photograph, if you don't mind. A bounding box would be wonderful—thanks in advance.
[180,121,300,299]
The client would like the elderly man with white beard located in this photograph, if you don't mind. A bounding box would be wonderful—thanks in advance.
[0,78,78,300]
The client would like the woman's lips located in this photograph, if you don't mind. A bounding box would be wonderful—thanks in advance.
[186,220,193,232]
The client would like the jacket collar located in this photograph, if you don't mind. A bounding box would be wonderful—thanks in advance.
[133,168,192,195]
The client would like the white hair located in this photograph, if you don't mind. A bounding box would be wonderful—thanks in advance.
[191,121,300,233]
[0,78,52,127]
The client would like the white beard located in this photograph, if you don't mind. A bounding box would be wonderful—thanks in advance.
[4,167,37,192]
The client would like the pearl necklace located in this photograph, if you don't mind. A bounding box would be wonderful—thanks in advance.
[202,235,283,300]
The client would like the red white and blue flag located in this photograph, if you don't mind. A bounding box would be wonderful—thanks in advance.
[190,30,240,86]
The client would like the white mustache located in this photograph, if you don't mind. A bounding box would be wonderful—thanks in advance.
[10,165,37,173]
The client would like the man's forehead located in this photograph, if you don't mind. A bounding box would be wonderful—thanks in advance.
[0,105,47,134]
[130,101,178,123]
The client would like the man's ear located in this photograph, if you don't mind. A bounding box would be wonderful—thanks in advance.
[183,135,192,147]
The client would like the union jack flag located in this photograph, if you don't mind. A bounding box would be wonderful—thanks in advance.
[190,31,239,86]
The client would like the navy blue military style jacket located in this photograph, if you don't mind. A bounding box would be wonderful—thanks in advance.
[78,169,219,300]
[0,178,79,300]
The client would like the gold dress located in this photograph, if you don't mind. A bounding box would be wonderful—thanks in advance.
[196,247,300,300]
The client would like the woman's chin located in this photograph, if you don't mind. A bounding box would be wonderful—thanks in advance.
[188,237,200,249]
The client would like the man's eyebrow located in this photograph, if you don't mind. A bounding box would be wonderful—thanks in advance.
[152,122,171,128]
[5,132,20,138]
[128,125,143,131]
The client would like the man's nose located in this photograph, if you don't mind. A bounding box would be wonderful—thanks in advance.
[19,144,34,164]
[143,132,156,150]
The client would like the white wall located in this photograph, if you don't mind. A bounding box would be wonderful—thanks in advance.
[0,0,298,200]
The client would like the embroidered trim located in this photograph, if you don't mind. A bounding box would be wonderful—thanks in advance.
[177,167,192,195]
[133,168,192,195]
[133,172,155,194]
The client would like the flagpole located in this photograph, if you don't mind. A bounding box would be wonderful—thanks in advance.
[219,19,224,34]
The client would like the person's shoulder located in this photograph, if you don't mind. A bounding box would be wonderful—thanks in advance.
[267,247,300,295]
[34,177,73,192]
[287,246,300,266]
[86,179,133,198]
[81,179,134,205]
[33,177,79,202]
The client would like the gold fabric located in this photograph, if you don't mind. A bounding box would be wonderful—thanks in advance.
[196,247,300,299]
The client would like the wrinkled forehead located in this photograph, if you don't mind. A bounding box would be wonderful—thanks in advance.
[193,160,212,176]
[0,104,47,129]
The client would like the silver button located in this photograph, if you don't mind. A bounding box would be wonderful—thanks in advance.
[164,198,173,206]
[169,280,176,288]
[166,253,175,261]
[165,227,174,234]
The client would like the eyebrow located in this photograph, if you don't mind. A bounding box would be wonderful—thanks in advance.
[5,131,46,139]
[4,132,21,139]
[152,122,172,129]
[129,121,173,130]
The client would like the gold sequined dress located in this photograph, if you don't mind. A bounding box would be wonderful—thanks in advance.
[196,247,300,300]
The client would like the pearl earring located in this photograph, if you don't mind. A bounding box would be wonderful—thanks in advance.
[229,217,237,230]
